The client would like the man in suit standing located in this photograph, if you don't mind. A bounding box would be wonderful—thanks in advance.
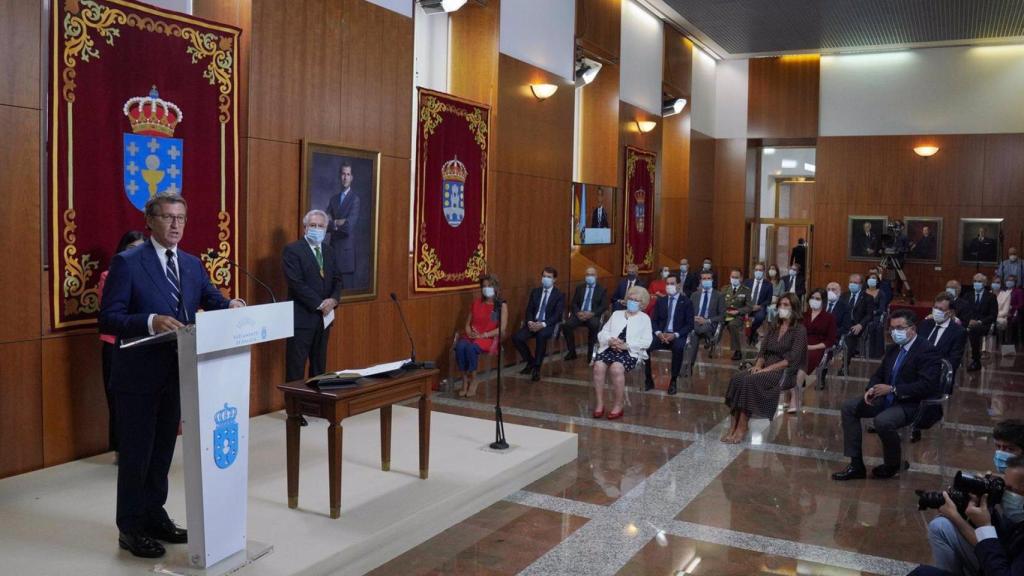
[513,267,565,381]
[842,273,875,357]
[326,161,361,290]
[782,262,806,300]
[723,268,753,360]
[909,225,937,260]
[832,310,940,481]
[683,271,725,375]
[678,258,699,297]
[612,263,646,311]
[745,262,774,345]
[790,238,807,271]
[964,272,998,371]
[563,266,608,361]
[644,276,693,394]
[283,209,343,394]
[100,193,244,558]
[590,188,609,228]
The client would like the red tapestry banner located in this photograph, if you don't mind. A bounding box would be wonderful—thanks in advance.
[49,0,241,330]
[623,146,656,274]
[414,89,489,292]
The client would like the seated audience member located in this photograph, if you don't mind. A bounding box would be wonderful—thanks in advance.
[562,267,608,361]
[678,258,699,296]
[914,422,1024,576]
[785,288,837,412]
[832,310,940,481]
[996,275,1013,341]
[964,273,998,371]
[842,273,876,357]
[722,268,753,360]
[863,270,888,357]
[592,287,653,421]
[782,262,806,300]
[701,257,718,288]
[867,265,894,308]
[646,265,672,314]
[947,279,972,320]
[454,274,508,397]
[768,264,783,299]
[909,293,967,442]
[825,281,849,335]
[683,271,725,375]
[722,293,806,443]
[612,263,646,311]
[746,262,774,346]
[644,276,694,395]
[512,267,565,381]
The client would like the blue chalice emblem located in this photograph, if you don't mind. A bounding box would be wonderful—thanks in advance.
[213,403,239,469]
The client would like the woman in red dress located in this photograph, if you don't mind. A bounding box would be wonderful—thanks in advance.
[454,274,508,397]
[786,287,837,413]
[645,265,671,315]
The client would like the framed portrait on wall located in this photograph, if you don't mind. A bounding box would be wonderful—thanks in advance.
[959,218,1003,265]
[848,215,888,261]
[904,217,942,264]
[571,182,615,246]
[301,141,381,302]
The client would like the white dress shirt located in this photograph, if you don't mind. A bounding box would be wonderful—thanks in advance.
[147,237,179,334]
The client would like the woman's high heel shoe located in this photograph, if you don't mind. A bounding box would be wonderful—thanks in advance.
[592,408,605,419]
[607,409,623,420]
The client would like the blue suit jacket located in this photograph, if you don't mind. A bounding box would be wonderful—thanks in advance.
[651,294,693,340]
[326,189,360,274]
[744,278,774,309]
[99,241,231,393]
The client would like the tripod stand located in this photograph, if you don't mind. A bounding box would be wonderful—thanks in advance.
[879,252,913,303]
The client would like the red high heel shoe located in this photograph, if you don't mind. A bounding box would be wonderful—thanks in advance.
[607,409,624,420]
[592,408,605,418]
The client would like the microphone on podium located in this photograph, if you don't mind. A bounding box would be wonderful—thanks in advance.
[207,250,277,303]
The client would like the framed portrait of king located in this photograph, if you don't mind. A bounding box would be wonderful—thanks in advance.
[301,141,381,302]
[959,218,1003,266]
[904,217,942,264]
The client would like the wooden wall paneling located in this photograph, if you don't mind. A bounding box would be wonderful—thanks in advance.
[0,0,40,109]
[0,106,41,343]
[712,138,747,271]
[981,134,1024,208]
[659,109,690,263]
[448,0,500,107]
[687,130,715,263]
[0,340,42,478]
[193,0,251,141]
[41,334,106,466]
[747,56,820,139]
[662,25,691,98]
[578,62,620,187]
[575,0,621,63]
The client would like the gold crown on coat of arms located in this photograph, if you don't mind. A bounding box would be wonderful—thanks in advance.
[122,86,183,137]
[442,156,468,183]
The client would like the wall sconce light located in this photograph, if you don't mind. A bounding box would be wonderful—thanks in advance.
[530,83,558,100]
[636,120,657,133]
[914,145,939,157]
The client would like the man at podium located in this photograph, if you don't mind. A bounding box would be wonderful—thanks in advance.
[100,193,244,559]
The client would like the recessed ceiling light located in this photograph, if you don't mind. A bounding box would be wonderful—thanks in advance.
[804,163,816,173]
[763,148,776,155]
[781,159,797,169]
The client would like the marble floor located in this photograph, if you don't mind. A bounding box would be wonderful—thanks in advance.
[369,343,1024,576]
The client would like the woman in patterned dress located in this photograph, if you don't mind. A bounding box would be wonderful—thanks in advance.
[722,292,807,443]
[592,286,653,420]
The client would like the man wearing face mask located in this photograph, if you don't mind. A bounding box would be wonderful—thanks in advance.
[841,273,875,358]
[833,310,940,481]
[644,275,693,394]
[513,267,565,381]
[283,210,343,395]
[912,452,1024,576]
[998,248,1023,287]
[723,269,753,361]
[682,271,725,375]
[746,262,774,346]
[911,292,967,442]
[678,258,699,297]
[964,273,998,372]
[782,262,806,300]
[701,257,718,289]
[825,282,850,337]
[563,267,608,361]
[613,264,647,311]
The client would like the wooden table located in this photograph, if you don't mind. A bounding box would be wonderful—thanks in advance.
[277,368,438,519]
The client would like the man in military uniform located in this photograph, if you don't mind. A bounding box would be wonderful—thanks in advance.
[722,268,753,361]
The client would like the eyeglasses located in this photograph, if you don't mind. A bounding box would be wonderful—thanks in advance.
[154,214,187,224]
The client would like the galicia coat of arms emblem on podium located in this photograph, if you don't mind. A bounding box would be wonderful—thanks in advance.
[123,86,184,211]
[213,403,239,470]
[441,156,468,228]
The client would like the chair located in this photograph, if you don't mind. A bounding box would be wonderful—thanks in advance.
[904,359,955,478]
[813,340,841,390]
[589,347,645,407]
[446,331,500,393]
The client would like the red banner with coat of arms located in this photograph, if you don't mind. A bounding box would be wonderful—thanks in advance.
[49,0,241,330]
[623,146,656,274]
[413,89,489,293]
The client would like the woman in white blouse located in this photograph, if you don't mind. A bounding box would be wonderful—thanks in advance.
[592,286,653,420]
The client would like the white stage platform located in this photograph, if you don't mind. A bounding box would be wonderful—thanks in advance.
[0,406,577,576]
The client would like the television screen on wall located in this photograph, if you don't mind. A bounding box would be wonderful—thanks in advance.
[572,182,615,245]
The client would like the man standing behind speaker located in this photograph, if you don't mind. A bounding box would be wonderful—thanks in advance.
[283,210,343,390]
[100,193,244,559]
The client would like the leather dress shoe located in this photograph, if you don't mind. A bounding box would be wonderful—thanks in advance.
[731,350,742,361]
[146,518,188,544]
[667,380,677,395]
[910,427,923,443]
[644,378,655,391]
[119,532,166,558]
[519,365,533,375]
[564,351,578,361]
[831,464,867,481]
[531,368,541,382]
[967,361,982,372]
[871,461,909,479]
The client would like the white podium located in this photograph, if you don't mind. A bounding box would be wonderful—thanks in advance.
[167,302,293,572]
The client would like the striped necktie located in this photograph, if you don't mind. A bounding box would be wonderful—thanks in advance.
[165,249,184,320]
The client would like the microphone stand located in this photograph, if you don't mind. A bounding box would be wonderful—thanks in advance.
[490,297,508,450]
[210,250,277,303]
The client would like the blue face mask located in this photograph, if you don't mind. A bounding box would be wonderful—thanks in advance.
[992,283,1002,291]
[680,265,688,273]
[867,278,878,288]
[946,287,958,298]
[541,276,554,289]
[994,449,1015,473]
[482,286,495,299]
[849,283,861,293]
[626,300,640,313]
[1003,490,1024,525]
[585,275,596,285]
[974,282,984,291]
[754,270,764,280]
[305,227,326,245]
[701,279,713,289]
[891,328,909,345]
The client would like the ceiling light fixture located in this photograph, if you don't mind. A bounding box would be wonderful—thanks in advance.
[636,120,657,133]
[781,159,797,169]
[662,97,687,117]
[914,145,939,157]
[530,83,558,100]
[418,0,467,14]
[763,147,776,155]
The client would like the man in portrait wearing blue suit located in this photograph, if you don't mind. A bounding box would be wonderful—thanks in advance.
[100,193,244,559]
[326,161,361,291]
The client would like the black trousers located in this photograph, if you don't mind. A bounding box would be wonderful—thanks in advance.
[512,325,557,368]
[114,371,180,534]
[645,334,688,381]
[101,342,117,451]
[841,396,912,466]
[286,323,331,382]
[967,322,992,363]
[562,315,601,355]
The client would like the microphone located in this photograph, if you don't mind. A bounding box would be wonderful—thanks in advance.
[208,250,277,303]
[390,292,422,369]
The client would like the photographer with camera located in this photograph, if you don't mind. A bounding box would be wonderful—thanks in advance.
[911,420,1024,575]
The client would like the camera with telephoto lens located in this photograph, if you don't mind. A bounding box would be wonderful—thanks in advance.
[916,471,1006,517]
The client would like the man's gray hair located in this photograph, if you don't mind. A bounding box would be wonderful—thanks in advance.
[144,192,187,217]
[303,209,328,226]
